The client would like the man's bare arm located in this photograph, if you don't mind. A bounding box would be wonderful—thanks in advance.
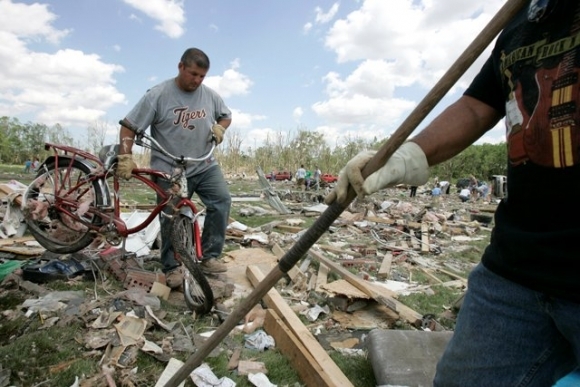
[119,125,135,155]
[411,95,503,166]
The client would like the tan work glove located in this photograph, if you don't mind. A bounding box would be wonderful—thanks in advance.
[116,154,137,180]
[211,124,226,144]
[325,141,429,204]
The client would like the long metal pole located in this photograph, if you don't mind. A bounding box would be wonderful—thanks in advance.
[164,0,527,385]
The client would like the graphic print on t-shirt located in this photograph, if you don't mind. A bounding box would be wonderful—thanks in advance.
[501,8,580,168]
[173,107,207,130]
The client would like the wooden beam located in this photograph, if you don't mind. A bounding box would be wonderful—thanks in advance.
[315,263,329,290]
[421,223,430,253]
[247,265,354,387]
[264,309,337,387]
[377,253,393,280]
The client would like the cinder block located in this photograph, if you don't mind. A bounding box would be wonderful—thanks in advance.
[367,329,453,387]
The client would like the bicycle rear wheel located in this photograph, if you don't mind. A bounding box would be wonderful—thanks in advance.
[22,159,103,253]
[171,214,214,315]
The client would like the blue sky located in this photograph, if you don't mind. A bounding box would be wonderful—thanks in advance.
[0,0,508,151]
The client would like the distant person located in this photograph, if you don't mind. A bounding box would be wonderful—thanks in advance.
[432,183,442,206]
[439,180,450,194]
[459,188,470,203]
[23,159,32,174]
[432,184,442,197]
[295,165,306,191]
[117,47,232,288]
[305,170,312,190]
[409,185,418,197]
[313,166,321,190]
[477,183,490,201]
[32,158,40,171]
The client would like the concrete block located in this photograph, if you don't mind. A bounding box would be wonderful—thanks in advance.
[366,329,453,387]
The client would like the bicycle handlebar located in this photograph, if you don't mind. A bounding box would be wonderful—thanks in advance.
[119,119,216,164]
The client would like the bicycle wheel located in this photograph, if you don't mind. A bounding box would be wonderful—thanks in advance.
[22,158,103,254]
[171,214,214,315]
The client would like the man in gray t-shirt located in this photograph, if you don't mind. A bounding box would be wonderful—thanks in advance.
[117,48,232,289]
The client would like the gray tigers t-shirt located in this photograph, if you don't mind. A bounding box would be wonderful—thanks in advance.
[125,78,231,177]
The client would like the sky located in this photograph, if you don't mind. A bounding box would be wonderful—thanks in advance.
[0,0,510,152]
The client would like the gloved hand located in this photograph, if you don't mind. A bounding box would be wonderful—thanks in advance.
[116,154,137,180]
[325,141,429,204]
[211,124,226,144]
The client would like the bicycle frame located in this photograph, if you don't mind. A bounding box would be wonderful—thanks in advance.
[38,142,204,259]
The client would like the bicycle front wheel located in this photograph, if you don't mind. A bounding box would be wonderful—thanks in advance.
[171,214,214,315]
[22,159,103,253]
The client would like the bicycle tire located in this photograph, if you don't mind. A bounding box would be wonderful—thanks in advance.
[22,159,103,254]
[171,214,214,315]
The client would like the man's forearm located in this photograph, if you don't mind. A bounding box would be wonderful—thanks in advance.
[411,95,502,166]
[119,126,135,155]
[217,118,232,130]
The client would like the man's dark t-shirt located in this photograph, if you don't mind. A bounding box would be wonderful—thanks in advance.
[465,0,580,302]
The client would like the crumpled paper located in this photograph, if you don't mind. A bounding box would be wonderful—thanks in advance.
[248,372,277,387]
[244,329,275,351]
[191,363,236,387]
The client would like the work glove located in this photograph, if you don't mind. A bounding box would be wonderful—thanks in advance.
[325,141,429,205]
[211,124,226,145]
[116,154,137,180]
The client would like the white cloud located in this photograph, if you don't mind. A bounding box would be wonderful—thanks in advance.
[204,59,253,98]
[315,3,340,24]
[293,107,303,122]
[0,1,126,127]
[311,0,505,144]
[0,0,71,44]
[122,0,186,38]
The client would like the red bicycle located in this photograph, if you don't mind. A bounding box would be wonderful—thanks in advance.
[21,119,215,314]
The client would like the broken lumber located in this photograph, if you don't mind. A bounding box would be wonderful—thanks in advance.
[247,265,354,387]
[264,309,337,387]
[309,249,424,327]
[377,253,393,280]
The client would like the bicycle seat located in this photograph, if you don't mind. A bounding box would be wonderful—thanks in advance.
[98,144,120,169]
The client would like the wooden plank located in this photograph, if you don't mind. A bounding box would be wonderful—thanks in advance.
[365,216,395,225]
[315,263,329,290]
[377,253,392,280]
[264,309,337,387]
[318,244,362,258]
[274,224,303,233]
[308,249,424,327]
[307,273,317,291]
[0,183,24,206]
[247,265,354,387]
[0,236,36,247]
[227,348,242,370]
[418,267,444,284]
[436,268,468,285]
[421,223,430,253]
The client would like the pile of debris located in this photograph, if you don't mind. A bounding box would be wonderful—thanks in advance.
[0,177,496,385]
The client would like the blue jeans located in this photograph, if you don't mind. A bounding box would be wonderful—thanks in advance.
[434,263,580,386]
[155,165,231,272]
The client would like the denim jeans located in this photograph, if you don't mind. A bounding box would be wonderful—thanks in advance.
[434,263,580,387]
[154,165,231,272]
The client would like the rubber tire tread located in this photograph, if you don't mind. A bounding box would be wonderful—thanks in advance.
[171,214,213,315]
[24,159,103,254]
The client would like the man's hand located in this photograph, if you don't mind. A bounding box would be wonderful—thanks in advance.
[325,142,429,205]
[211,124,226,144]
[116,154,137,180]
